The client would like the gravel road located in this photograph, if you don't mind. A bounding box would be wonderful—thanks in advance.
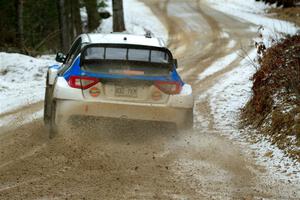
[0,0,299,199]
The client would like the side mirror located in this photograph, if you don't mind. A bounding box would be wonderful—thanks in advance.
[55,52,66,63]
[99,11,111,19]
[173,59,178,68]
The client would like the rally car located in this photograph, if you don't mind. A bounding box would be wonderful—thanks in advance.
[44,33,194,138]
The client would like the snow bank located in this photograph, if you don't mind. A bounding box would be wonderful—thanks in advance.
[98,0,168,43]
[199,0,300,182]
[201,50,257,128]
[199,50,300,182]
[197,52,238,81]
[0,53,56,115]
[206,0,298,47]
[207,0,272,14]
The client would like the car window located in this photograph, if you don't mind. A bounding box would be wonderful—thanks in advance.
[84,47,105,59]
[128,49,150,62]
[65,38,82,66]
[81,45,173,77]
[151,50,169,63]
[105,48,127,60]
[82,46,170,64]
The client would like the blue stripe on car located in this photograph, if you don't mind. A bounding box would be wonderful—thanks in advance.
[62,57,184,85]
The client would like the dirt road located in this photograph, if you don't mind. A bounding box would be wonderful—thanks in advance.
[0,0,299,199]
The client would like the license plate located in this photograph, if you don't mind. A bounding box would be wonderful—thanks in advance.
[115,86,138,98]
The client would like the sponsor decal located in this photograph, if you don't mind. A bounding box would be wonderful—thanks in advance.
[109,69,145,75]
[89,87,100,97]
[152,91,162,101]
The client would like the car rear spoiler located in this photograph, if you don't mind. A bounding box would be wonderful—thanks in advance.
[80,43,177,70]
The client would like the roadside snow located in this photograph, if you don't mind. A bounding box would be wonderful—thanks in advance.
[198,49,300,183]
[208,0,273,14]
[197,52,238,81]
[204,50,257,129]
[198,0,300,183]
[0,53,56,115]
[206,0,298,47]
[0,110,43,129]
[227,40,236,49]
[98,0,168,43]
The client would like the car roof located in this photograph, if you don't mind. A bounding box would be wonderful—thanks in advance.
[81,33,166,48]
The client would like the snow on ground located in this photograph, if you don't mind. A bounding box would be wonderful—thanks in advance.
[197,52,238,81]
[198,1,300,183]
[0,110,42,129]
[203,50,257,129]
[98,0,168,43]
[0,53,56,115]
[198,49,300,183]
[206,0,299,47]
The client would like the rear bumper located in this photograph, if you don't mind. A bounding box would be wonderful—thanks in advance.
[55,100,192,125]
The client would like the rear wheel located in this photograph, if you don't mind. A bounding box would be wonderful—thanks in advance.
[48,100,58,139]
[43,84,52,125]
[44,75,58,138]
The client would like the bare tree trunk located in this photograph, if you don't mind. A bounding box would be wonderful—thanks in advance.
[84,0,100,32]
[67,0,82,40]
[72,0,82,36]
[57,0,70,52]
[112,0,126,32]
[16,0,24,50]
[65,0,74,40]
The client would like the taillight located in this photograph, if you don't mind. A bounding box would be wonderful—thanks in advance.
[68,76,99,89]
[154,81,182,95]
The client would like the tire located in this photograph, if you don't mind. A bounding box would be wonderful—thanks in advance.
[43,84,52,125]
[44,74,58,138]
[48,100,58,139]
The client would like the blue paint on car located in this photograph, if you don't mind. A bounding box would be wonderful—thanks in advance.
[61,56,184,85]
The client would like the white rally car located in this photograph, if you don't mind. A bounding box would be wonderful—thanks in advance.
[44,33,194,137]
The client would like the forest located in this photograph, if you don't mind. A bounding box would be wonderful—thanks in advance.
[0,0,125,55]
[257,0,300,7]
[0,0,298,54]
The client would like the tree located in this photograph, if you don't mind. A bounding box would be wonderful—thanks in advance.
[71,0,82,36]
[16,0,24,50]
[112,0,126,32]
[57,0,70,52]
[0,0,107,53]
[84,0,100,32]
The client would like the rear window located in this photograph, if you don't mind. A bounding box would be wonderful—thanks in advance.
[81,45,173,77]
[106,48,127,60]
[83,47,170,64]
[128,49,149,62]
